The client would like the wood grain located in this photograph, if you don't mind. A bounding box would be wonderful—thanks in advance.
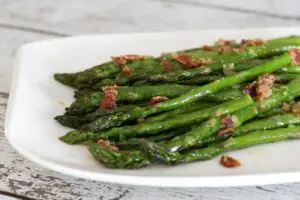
[0,195,18,200]
[0,0,298,36]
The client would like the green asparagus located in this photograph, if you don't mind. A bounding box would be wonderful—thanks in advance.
[61,94,253,144]
[142,79,300,162]
[174,126,300,163]
[78,53,293,131]
[66,84,195,115]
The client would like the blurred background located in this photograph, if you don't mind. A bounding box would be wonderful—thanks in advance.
[0,0,299,91]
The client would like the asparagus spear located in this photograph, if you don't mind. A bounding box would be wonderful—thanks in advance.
[174,126,300,163]
[277,65,300,74]
[88,132,224,169]
[275,73,300,82]
[89,143,151,169]
[234,113,300,135]
[142,79,300,162]
[144,102,217,123]
[116,126,191,149]
[255,107,283,119]
[179,73,300,86]
[189,112,300,149]
[147,44,299,83]
[74,89,94,99]
[88,114,300,169]
[88,94,253,137]
[61,94,253,144]
[67,82,247,115]
[178,75,222,85]
[55,50,219,89]
[55,104,138,129]
[66,84,195,115]
[78,53,294,131]
[177,126,300,162]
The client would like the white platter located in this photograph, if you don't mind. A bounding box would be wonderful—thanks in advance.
[5,27,300,187]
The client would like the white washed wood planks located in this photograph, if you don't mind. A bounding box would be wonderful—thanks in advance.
[0,0,299,36]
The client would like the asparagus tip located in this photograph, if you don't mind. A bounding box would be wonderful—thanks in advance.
[139,139,174,164]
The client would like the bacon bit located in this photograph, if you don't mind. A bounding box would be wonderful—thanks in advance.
[150,96,169,105]
[172,54,199,68]
[215,39,235,46]
[111,56,127,65]
[97,139,119,151]
[218,115,234,136]
[292,102,300,114]
[257,74,276,100]
[216,46,233,54]
[222,115,234,127]
[220,155,241,168]
[202,45,215,51]
[111,55,146,65]
[243,82,258,98]
[122,66,134,75]
[282,103,292,113]
[161,61,173,72]
[240,38,266,47]
[217,127,233,137]
[289,48,300,66]
[100,85,118,110]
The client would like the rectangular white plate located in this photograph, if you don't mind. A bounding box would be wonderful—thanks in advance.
[5,27,300,187]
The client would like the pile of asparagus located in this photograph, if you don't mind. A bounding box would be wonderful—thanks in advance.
[55,36,300,169]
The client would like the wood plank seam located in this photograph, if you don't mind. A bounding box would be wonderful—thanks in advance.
[155,0,300,21]
[0,23,69,37]
[0,191,34,200]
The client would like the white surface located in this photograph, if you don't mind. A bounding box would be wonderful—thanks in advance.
[5,27,300,188]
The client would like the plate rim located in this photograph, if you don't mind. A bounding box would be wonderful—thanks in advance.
[5,26,300,187]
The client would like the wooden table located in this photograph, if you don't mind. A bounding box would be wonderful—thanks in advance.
[1,0,300,199]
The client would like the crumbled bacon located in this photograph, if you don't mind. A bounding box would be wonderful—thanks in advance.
[292,102,300,114]
[240,38,266,47]
[202,45,215,51]
[111,55,146,65]
[97,139,119,151]
[220,155,241,168]
[282,103,292,113]
[161,61,173,72]
[100,85,118,110]
[150,96,169,105]
[215,39,236,46]
[257,74,276,100]
[218,115,234,136]
[217,127,233,137]
[289,48,300,66]
[216,46,233,54]
[172,54,199,68]
[122,66,134,75]
[222,115,234,127]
